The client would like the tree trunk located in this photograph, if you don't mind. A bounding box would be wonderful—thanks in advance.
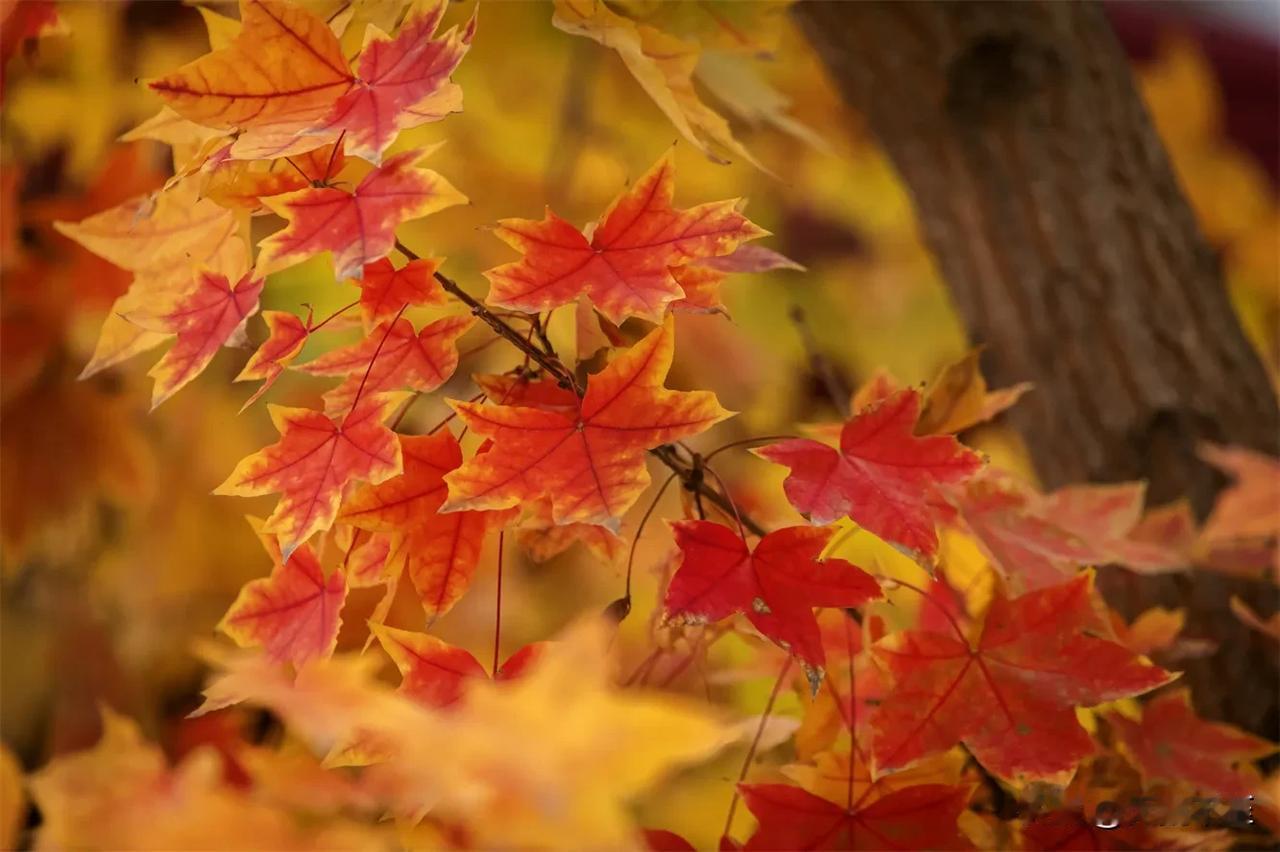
[794,0,1279,736]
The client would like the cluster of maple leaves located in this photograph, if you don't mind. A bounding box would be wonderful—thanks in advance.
[32,0,1279,849]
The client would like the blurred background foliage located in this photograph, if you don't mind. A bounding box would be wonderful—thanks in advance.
[1,2,1276,846]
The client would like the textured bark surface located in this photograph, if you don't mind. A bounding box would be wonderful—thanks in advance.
[794,0,1279,736]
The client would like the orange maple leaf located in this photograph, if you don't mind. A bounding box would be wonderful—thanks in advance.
[149,0,354,155]
[442,316,732,530]
[483,151,765,324]
[53,179,247,378]
[234,310,310,412]
[219,519,347,667]
[339,431,511,619]
[216,393,405,559]
[256,147,465,282]
[133,270,264,409]
[300,314,473,416]
[357,257,446,330]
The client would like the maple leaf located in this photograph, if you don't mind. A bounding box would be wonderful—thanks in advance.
[219,519,346,667]
[234,310,310,411]
[133,270,264,409]
[257,146,466,282]
[663,522,880,680]
[442,316,732,529]
[339,431,510,619]
[28,707,375,850]
[316,0,474,163]
[552,0,762,168]
[149,0,354,149]
[756,390,983,557]
[739,783,974,850]
[299,314,473,416]
[215,393,405,559]
[195,618,738,847]
[357,257,446,330]
[1199,443,1280,548]
[1105,689,1277,798]
[54,179,247,378]
[915,349,1032,436]
[869,572,1174,783]
[482,151,766,324]
[1110,606,1187,656]
[948,475,1190,589]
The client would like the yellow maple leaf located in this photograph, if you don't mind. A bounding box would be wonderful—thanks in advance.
[195,617,738,847]
[552,0,762,169]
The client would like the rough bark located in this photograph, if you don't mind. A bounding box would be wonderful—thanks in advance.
[794,0,1278,736]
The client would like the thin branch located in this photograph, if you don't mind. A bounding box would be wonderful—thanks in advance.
[395,240,573,386]
[723,655,794,840]
[394,240,772,539]
[492,530,506,676]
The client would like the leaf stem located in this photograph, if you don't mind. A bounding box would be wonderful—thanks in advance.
[624,471,679,605]
[306,299,360,333]
[345,303,409,422]
[493,529,505,677]
[868,573,968,646]
[723,654,794,841]
[703,435,798,463]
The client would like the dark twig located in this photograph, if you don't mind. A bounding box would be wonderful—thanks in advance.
[394,240,772,539]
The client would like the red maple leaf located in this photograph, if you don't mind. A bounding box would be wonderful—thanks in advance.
[740,783,974,850]
[1105,688,1277,798]
[482,151,765,324]
[257,147,465,281]
[869,572,1174,783]
[219,520,346,668]
[234,310,310,412]
[663,522,880,679]
[756,390,982,557]
[318,1,474,163]
[135,270,264,409]
[216,393,405,559]
[299,314,474,415]
[339,431,512,619]
[442,317,731,530]
[357,257,446,330]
